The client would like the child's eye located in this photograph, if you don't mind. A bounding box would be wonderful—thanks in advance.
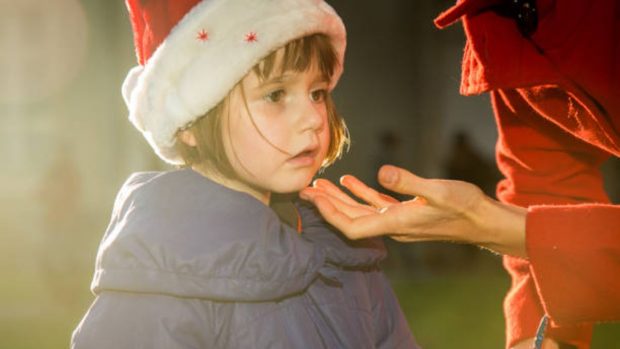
[264,89,285,103]
[310,89,327,103]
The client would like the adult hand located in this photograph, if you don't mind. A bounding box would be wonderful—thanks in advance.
[300,165,528,258]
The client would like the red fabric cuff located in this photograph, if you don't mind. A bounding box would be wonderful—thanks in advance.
[526,204,620,326]
[502,256,592,348]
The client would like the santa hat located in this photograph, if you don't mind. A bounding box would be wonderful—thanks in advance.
[121,0,346,165]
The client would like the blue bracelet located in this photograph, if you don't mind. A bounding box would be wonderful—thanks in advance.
[533,315,549,349]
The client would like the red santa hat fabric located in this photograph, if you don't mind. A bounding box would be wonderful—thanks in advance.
[122,0,346,164]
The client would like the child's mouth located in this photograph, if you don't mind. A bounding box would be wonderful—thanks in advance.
[288,148,318,166]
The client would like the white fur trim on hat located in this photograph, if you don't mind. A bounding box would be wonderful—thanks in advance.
[123,0,346,165]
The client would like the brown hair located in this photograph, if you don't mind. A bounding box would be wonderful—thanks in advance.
[175,33,349,178]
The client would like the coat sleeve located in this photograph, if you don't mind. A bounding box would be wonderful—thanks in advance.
[369,271,419,349]
[71,292,215,349]
[527,204,620,324]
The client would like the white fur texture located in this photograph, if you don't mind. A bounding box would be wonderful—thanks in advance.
[123,0,346,165]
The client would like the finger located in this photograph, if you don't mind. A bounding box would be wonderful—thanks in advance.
[378,165,440,200]
[301,188,376,218]
[312,178,359,206]
[339,210,402,239]
[339,175,399,207]
[379,192,400,204]
[311,195,367,238]
[306,195,382,240]
[301,185,358,208]
[313,199,404,240]
[390,234,439,243]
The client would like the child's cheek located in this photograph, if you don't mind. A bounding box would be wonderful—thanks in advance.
[253,115,291,148]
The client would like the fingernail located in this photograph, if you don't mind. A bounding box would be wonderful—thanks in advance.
[380,166,397,185]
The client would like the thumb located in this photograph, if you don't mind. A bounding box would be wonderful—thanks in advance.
[378,165,431,198]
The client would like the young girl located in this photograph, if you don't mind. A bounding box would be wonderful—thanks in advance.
[71,0,418,348]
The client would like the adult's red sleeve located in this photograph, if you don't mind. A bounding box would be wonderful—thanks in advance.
[527,204,620,325]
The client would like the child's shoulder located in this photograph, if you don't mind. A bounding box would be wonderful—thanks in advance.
[110,168,279,238]
[106,169,190,220]
[113,168,254,212]
[94,173,326,301]
[118,168,203,199]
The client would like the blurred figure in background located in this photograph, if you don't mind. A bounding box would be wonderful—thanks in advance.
[445,130,501,198]
[36,148,86,307]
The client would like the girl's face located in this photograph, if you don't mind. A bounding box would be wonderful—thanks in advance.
[221,62,330,203]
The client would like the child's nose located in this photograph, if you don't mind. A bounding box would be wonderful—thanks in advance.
[298,98,325,132]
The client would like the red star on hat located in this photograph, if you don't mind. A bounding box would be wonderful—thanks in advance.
[244,31,257,43]
[196,29,208,41]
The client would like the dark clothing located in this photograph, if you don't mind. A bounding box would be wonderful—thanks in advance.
[71,169,418,348]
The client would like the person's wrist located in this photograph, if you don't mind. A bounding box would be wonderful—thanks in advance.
[473,195,528,258]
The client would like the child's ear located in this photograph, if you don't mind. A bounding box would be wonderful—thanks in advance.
[178,130,197,147]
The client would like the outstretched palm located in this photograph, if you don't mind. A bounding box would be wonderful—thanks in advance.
[300,165,526,258]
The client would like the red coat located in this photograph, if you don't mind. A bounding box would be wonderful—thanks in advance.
[435,1,620,348]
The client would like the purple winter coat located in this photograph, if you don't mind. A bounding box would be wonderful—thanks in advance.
[71,169,418,348]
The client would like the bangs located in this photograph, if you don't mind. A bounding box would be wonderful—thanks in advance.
[253,34,337,82]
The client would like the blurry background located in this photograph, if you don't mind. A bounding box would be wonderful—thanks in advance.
[1,1,619,348]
